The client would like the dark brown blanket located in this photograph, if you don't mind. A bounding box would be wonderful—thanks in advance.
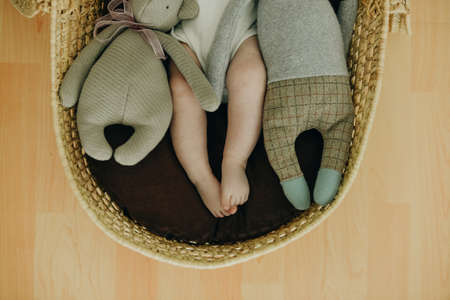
[87,104,324,243]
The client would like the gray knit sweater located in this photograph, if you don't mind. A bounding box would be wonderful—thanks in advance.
[206,0,358,97]
[258,0,358,83]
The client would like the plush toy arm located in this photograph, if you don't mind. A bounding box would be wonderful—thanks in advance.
[59,25,124,108]
[337,0,358,55]
[178,0,199,20]
[156,32,220,112]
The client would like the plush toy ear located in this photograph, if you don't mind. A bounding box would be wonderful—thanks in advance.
[178,0,199,20]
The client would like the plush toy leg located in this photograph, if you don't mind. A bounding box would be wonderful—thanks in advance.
[281,176,311,211]
[313,77,354,206]
[114,125,159,166]
[314,168,342,206]
[314,123,353,205]
[78,123,113,161]
[264,136,311,210]
[263,83,311,210]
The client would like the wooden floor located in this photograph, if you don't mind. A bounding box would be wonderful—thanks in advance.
[1,0,448,299]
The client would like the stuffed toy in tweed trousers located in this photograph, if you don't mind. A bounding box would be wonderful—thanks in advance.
[258,0,358,209]
[59,0,219,166]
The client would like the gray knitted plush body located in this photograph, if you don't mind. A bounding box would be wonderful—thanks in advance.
[208,0,358,210]
[259,0,358,209]
[59,0,219,166]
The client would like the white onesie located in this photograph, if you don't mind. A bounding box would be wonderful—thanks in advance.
[171,0,257,71]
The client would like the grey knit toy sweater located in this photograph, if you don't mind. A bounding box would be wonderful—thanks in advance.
[258,0,357,84]
[206,0,358,100]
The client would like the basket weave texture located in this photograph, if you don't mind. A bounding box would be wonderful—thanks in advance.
[10,0,409,268]
[9,0,50,17]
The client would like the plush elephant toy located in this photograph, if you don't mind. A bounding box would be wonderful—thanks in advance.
[59,0,219,166]
[258,0,358,209]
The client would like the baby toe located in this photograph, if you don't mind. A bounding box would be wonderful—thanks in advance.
[222,208,232,217]
[221,194,231,210]
[227,206,238,215]
[231,195,240,207]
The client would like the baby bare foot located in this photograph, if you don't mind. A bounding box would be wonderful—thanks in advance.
[221,158,250,211]
[192,174,234,218]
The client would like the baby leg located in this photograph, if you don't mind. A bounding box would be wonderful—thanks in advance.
[169,44,235,218]
[221,36,267,210]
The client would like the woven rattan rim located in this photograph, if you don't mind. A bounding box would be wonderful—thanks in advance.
[10,0,411,268]
[9,0,49,17]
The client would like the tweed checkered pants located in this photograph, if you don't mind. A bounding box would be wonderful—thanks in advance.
[263,76,354,182]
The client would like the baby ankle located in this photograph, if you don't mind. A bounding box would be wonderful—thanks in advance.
[188,170,215,186]
[222,154,247,169]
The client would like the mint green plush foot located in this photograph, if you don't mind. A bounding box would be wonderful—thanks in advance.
[313,168,342,206]
[280,177,311,210]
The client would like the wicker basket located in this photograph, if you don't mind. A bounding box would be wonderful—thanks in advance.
[10,0,411,269]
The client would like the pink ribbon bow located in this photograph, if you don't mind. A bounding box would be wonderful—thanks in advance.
[94,0,166,59]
